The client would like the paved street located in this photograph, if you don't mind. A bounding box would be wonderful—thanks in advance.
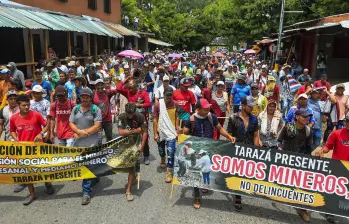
[0,123,348,224]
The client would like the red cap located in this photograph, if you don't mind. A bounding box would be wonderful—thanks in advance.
[199,98,212,109]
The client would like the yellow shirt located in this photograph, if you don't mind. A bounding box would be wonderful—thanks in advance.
[0,90,26,110]
[251,95,268,117]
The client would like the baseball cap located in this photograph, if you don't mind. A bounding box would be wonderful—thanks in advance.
[124,64,130,69]
[297,93,309,100]
[237,75,246,81]
[268,99,277,105]
[267,75,276,82]
[32,85,44,93]
[261,64,268,69]
[216,67,224,71]
[304,68,309,72]
[198,150,206,155]
[6,90,18,97]
[79,88,93,97]
[196,69,202,75]
[6,62,15,68]
[241,96,255,107]
[217,81,224,86]
[164,87,174,96]
[336,83,345,90]
[95,79,104,85]
[163,75,170,81]
[180,78,191,87]
[310,88,321,94]
[55,85,66,96]
[46,62,53,67]
[125,102,136,114]
[198,98,212,109]
[295,108,313,117]
[0,68,10,75]
[163,62,171,67]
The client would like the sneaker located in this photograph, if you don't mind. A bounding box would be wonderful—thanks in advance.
[297,209,310,223]
[144,156,150,165]
[165,168,173,183]
[81,194,91,205]
[44,183,55,195]
[14,184,27,193]
[126,192,134,201]
[23,195,36,206]
[325,214,335,223]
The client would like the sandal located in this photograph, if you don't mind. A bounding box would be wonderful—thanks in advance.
[126,192,134,201]
[234,199,242,212]
[193,197,201,209]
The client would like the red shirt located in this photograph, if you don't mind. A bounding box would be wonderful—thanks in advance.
[172,89,196,120]
[116,81,151,108]
[297,85,309,95]
[325,129,349,161]
[10,110,46,142]
[313,80,331,101]
[262,85,280,101]
[49,100,76,139]
[93,89,117,122]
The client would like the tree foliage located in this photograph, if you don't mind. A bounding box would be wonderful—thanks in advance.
[121,0,349,50]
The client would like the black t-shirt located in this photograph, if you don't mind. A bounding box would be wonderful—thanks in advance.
[227,114,258,145]
[184,113,219,138]
[117,112,147,130]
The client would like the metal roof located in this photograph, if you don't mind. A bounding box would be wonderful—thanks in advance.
[0,14,24,28]
[80,20,121,38]
[48,14,93,33]
[148,38,173,47]
[0,6,48,29]
[306,23,340,31]
[104,23,140,38]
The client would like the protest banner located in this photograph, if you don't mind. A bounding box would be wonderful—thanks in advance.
[0,135,141,184]
[173,135,349,218]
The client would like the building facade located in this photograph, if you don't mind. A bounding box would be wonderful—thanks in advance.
[13,0,121,23]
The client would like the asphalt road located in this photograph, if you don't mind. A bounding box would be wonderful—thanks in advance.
[0,121,348,224]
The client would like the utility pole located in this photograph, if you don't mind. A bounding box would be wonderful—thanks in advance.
[275,0,285,72]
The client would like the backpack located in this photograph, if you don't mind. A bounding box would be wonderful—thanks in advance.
[74,104,98,117]
[189,113,214,136]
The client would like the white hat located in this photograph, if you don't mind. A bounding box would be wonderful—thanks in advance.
[262,64,268,69]
[163,75,170,81]
[95,79,104,85]
[256,61,261,65]
[185,141,192,145]
[196,69,202,74]
[68,61,76,66]
[297,93,309,100]
[217,81,224,86]
[95,62,101,66]
[198,149,206,155]
[304,68,309,72]
[32,85,44,93]
[124,64,130,69]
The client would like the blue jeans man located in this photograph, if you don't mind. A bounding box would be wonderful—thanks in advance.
[311,128,322,151]
[158,139,176,168]
[281,98,293,118]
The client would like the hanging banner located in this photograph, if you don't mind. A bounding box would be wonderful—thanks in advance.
[173,135,349,218]
[0,136,141,184]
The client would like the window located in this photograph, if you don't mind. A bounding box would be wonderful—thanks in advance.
[88,0,97,10]
[104,0,111,14]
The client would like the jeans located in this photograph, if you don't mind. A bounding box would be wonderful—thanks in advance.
[323,118,334,142]
[102,121,113,142]
[281,98,293,118]
[55,137,75,147]
[148,91,153,114]
[157,139,176,168]
[203,172,210,184]
[82,178,99,195]
[311,128,322,151]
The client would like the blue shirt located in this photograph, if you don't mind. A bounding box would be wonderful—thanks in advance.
[285,105,316,124]
[308,99,322,130]
[32,81,52,101]
[231,83,251,105]
[64,81,75,99]
[144,72,154,92]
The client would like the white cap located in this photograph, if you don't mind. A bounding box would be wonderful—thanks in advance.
[297,93,309,100]
[124,64,130,69]
[304,68,309,72]
[185,141,192,145]
[95,79,104,85]
[217,81,224,86]
[163,75,170,81]
[68,61,76,66]
[256,61,261,65]
[198,149,206,155]
[32,85,44,93]
[262,64,268,69]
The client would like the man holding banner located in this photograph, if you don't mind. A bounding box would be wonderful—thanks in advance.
[69,88,102,205]
[118,102,148,201]
[183,98,235,209]
[10,94,55,205]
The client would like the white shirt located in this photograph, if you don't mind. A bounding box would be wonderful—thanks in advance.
[59,65,68,74]
[30,99,51,120]
[195,155,211,173]
[134,17,139,23]
[154,85,176,100]
[189,85,201,101]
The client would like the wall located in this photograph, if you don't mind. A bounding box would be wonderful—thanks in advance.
[317,26,349,82]
[13,0,121,24]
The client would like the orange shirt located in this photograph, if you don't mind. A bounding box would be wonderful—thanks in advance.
[0,80,10,103]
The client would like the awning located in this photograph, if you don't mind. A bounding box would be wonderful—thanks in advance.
[104,23,140,38]
[0,15,25,28]
[148,38,173,47]
[306,23,340,31]
[0,6,48,29]
[80,20,121,38]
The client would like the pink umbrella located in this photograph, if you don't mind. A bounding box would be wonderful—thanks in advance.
[118,50,143,59]
[212,52,224,57]
[168,53,183,58]
[244,49,256,54]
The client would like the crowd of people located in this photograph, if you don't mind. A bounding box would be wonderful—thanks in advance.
[0,50,348,223]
